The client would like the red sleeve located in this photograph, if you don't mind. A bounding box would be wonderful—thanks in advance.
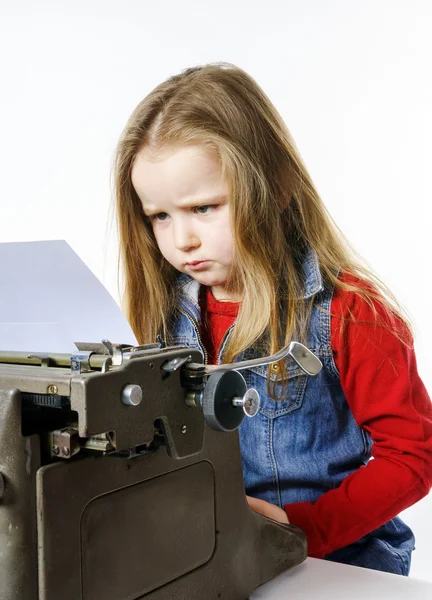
[284,277,432,558]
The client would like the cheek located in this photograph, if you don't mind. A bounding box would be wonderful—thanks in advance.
[152,227,171,258]
[208,221,234,257]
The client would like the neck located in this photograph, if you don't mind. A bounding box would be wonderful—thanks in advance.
[210,285,242,302]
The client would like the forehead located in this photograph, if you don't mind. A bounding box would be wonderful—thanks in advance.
[131,145,227,206]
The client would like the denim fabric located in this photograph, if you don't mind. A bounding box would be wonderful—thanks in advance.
[168,248,415,575]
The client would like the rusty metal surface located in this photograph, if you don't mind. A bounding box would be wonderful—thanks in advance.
[49,427,81,459]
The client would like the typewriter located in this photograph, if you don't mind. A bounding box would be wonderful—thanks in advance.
[0,338,321,600]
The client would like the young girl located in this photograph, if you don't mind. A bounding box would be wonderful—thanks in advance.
[114,63,432,576]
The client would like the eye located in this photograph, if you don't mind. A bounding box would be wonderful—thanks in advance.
[194,205,216,215]
[153,212,169,222]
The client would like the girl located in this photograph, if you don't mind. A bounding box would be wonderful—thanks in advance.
[114,63,432,575]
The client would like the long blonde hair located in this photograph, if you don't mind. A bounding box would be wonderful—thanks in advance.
[114,62,412,375]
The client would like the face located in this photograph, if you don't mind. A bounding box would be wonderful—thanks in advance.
[131,144,238,301]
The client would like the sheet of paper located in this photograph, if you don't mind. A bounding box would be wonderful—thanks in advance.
[0,240,137,353]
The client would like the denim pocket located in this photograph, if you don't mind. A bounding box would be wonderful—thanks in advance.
[245,359,309,418]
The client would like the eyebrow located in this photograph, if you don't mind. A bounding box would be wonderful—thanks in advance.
[142,195,228,215]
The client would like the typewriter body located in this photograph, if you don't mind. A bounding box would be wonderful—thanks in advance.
[0,339,319,600]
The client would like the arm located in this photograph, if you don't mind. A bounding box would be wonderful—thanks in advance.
[284,281,432,557]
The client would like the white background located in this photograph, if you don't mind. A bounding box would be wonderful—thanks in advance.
[0,0,431,581]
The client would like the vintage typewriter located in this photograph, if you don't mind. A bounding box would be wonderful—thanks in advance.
[0,338,321,600]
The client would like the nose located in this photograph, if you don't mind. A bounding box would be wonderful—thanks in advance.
[172,217,200,252]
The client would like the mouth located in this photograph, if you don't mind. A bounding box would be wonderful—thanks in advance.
[186,260,211,271]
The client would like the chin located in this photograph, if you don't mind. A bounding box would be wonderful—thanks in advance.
[199,276,227,287]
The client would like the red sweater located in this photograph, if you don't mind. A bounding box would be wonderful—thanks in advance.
[199,282,432,558]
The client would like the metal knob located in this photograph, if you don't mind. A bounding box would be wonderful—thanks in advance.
[232,388,260,417]
[122,384,143,406]
[202,370,247,432]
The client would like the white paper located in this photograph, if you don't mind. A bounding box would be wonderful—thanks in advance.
[0,240,137,352]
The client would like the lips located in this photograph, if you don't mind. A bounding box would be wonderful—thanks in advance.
[186,260,211,271]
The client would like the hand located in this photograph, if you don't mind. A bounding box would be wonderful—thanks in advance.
[246,495,289,524]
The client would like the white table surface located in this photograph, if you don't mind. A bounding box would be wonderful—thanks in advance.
[250,557,432,599]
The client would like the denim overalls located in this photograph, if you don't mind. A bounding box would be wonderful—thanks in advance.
[168,248,415,575]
